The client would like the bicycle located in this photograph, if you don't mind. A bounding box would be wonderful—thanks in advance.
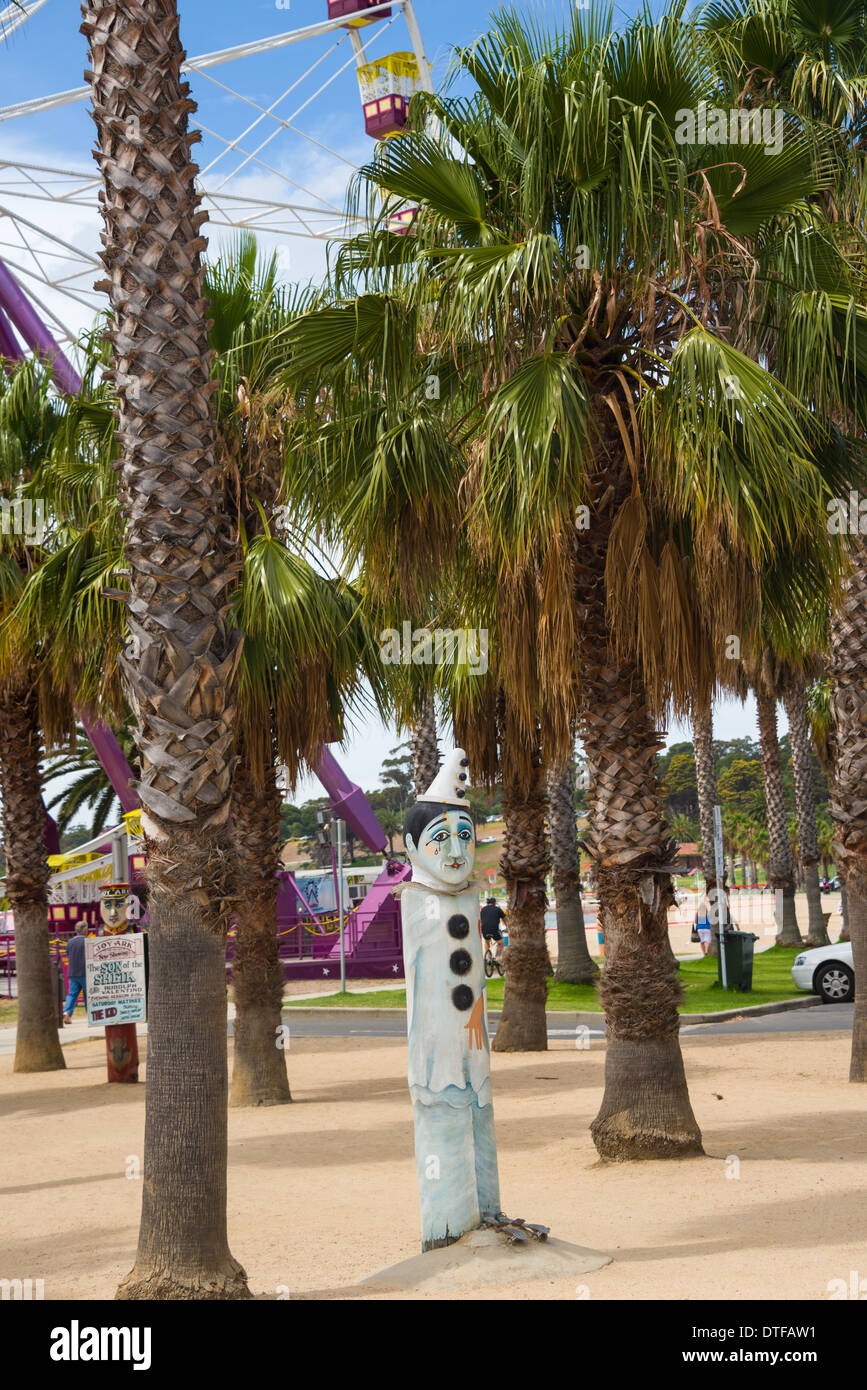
[483,941,505,978]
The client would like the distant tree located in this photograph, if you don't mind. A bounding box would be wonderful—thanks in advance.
[816,816,834,880]
[279,799,326,844]
[662,752,698,818]
[717,759,765,819]
[380,742,414,812]
[379,810,401,855]
[467,785,503,826]
[670,812,698,845]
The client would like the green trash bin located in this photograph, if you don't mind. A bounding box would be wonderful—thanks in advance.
[717,929,758,992]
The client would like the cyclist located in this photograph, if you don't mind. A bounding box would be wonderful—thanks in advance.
[480,896,507,967]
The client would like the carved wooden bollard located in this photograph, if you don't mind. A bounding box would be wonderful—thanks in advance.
[401,749,501,1251]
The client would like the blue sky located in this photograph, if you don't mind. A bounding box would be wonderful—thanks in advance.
[1,0,775,797]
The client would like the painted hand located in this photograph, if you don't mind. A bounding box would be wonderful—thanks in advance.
[464,994,486,1050]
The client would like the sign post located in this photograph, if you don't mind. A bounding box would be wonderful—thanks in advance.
[87,884,146,1082]
[713,805,728,990]
[331,818,347,993]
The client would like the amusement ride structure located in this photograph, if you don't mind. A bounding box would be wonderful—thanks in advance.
[0,1,436,981]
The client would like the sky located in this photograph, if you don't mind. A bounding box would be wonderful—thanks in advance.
[1,0,780,802]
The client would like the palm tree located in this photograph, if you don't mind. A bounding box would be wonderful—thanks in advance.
[379,808,401,854]
[547,754,598,984]
[0,358,69,1073]
[410,694,440,799]
[808,682,849,939]
[81,0,250,1299]
[816,816,834,882]
[205,237,381,1109]
[755,680,803,945]
[830,552,867,1075]
[488,701,551,1050]
[229,522,380,1105]
[285,2,860,1151]
[752,823,771,886]
[784,672,829,943]
[706,0,867,1077]
[693,690,722,954]
[21,242,383,1116]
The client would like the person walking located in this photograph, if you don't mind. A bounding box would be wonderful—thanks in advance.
[63,923,88,1023]
[693,900,713,957]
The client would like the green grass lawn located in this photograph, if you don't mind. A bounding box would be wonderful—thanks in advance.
[284,946,808,1014]
[0,998,17,1025]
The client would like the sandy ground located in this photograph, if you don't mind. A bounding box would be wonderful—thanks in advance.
[2,1025,864,1301]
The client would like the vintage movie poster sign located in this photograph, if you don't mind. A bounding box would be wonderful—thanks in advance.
[85,934,147,1026]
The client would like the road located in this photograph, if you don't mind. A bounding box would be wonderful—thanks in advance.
[282,1003,854,1041]
[0,1001,852,1056]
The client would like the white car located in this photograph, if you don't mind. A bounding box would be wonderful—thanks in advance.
[791,943,855,1004]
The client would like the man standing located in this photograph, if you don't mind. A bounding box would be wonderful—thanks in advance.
[63,923,88,1023]
[401,749,501,1251]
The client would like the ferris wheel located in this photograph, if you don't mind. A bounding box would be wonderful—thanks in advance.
[0,0,433,365]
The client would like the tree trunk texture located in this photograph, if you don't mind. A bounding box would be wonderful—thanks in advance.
[410,694,440,800]
[755,688,802,946]
[229,745,291,1107]
[118,834,247,1298]
[783,675,829,945]
[0,677,64,1073]
[82,0,249,1297]
[829,540,867,1080]
[546,756,598,983]
[693,690,720,958]
[839,879,850,942]
[492,711,550,1052]
[574,462,702,1160]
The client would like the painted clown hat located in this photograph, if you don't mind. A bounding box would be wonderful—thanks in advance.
[422,748,470,807]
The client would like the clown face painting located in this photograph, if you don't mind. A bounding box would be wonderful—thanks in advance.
[404,805,476,890]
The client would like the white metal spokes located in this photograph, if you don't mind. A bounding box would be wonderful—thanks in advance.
[0,0,52,44]
[0,2,431,349]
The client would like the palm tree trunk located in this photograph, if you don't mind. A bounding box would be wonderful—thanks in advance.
[229,740,291,1107]
[0,676,65,1073]
[410,694,440,800]
[755,688,802,946]
[839,878,850,942]
[693,690,720,958]
[829,542,867,1079]
[546,756,598,983]
[575,466,702,1160]
[83,0,250,1298]
[491,708,549,1052]
[784,673,828,946]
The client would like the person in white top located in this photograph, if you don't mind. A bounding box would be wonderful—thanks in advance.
[401,748,501,1251]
